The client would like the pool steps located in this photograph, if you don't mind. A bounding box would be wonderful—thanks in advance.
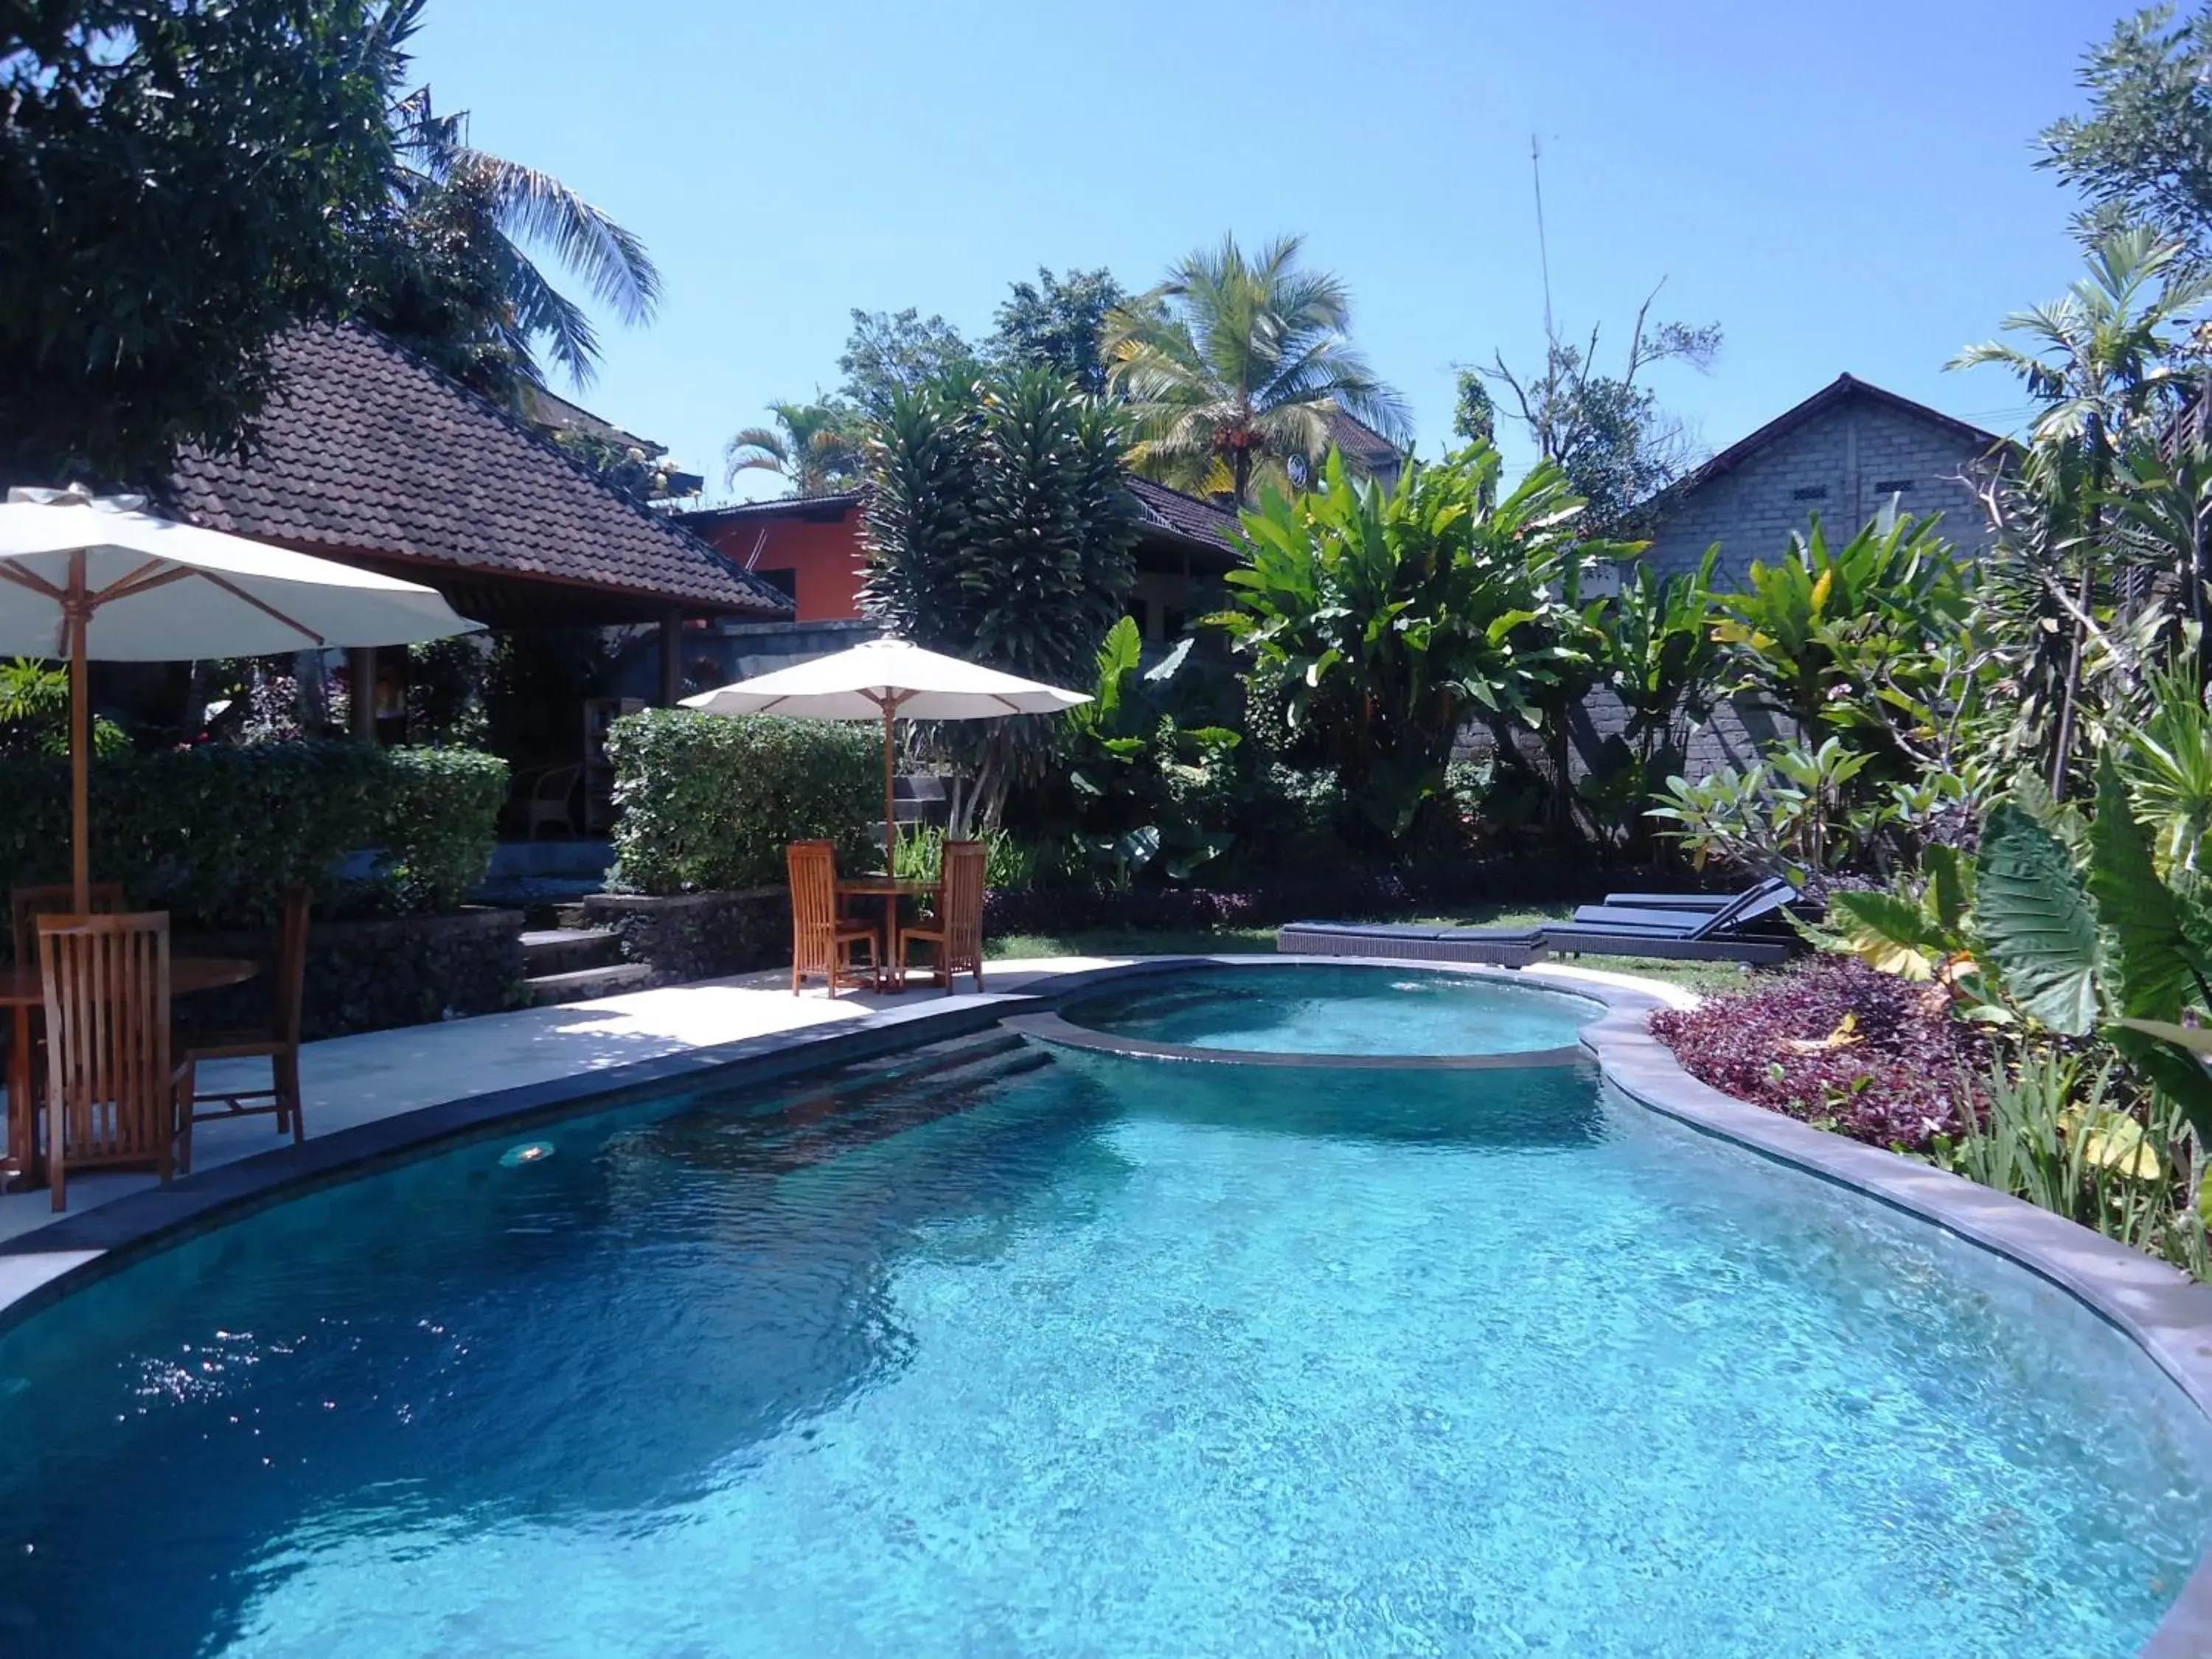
[721,1030,1052,1175]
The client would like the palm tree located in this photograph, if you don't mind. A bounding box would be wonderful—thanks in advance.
[1105,234,1411,506]
[1952,229,2212,465]
[379,88,661,389]
[1951,229,2212,795]
[724,400,866,495]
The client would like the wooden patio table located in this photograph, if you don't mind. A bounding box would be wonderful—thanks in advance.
[834,877,939,992]
[0,955,257,1186]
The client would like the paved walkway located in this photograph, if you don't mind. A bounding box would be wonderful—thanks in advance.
[0,956,1686,1265]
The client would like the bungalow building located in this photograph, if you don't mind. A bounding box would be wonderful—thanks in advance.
[161,321,790,831]
[1641,373,2003,583]
[1559,373,2008,777]
[676,475,1245,681]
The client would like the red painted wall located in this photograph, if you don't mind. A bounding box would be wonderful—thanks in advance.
[696,509,867,622]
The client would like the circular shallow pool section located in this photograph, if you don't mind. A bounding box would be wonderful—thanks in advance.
[1060,962,1601,1057]
[3,1036,2210,1655]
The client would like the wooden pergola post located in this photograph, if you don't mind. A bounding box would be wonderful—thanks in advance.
[347,646,376,741]
[658,609,684,707]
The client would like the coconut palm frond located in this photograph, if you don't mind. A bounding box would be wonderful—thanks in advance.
[1110,232,1405,504]
[723,426,790,484]
[456,152,661,324]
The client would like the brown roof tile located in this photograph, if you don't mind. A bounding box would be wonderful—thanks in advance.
[1124,476,1239,550]
[168,324,787,616]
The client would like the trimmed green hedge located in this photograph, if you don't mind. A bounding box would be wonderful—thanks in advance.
[0,741,507,937]
[608,709,877,895]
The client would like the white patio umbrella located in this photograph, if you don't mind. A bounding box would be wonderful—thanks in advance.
[681,636,1089,859]
[0,486,480,908]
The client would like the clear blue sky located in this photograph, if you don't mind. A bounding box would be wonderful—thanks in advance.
[409,0,2131,503]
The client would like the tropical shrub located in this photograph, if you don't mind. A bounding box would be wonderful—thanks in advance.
[1714,509,1974,771]
[1057,619,1242,883]
[1211,444,1622,841]
[0,658,126,759]
[0,741,505,935]
[1604,548,1725,768]
[1804,751,2212,1273]
[1941,1044,2207,1275]
[1649,956,1989,1152]
[374,747,509,913]
[608,709,876,895]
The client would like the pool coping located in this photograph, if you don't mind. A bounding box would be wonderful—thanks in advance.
[6,952,2212,1654]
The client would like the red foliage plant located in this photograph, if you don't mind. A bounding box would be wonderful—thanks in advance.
[1649,956,1990,1153]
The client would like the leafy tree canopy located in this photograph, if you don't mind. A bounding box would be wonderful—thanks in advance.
[2043,3,2212,261]
[1,0,408,486]
[987,266,1125,393]
[838,307,978,416]
[1480,293,1719,532]
[858,366,1135,828]
[1451,371,1497,448]
[361,87,662,400]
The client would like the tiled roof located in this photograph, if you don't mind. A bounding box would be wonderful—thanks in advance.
[1124,476,1239,549]
[679,491,867,526]
[1325,407,1404,468]
[168,323,787,617]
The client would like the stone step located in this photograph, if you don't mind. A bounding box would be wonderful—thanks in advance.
[522,961,656,1007]
[521,926,623,977]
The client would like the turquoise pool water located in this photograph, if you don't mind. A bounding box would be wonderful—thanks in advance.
[1063,964,1599,1054]
[1,1030,2208,1655]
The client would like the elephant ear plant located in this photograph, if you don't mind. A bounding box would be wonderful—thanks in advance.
[1823,754,2212,1140]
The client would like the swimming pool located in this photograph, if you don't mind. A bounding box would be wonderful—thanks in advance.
[1,971,2208,1656]
[1061,963,1600,1055]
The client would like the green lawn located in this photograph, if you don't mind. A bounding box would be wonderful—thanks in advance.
[989,900,1758,998]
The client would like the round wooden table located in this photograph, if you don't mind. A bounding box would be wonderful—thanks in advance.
[835,877,939,991]
[1,956,257,1184]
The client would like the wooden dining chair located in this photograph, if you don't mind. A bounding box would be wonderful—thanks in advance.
[37,911,195,1211]
[184,884,310,1144]
[787,841,881,996]
[10,881,123,963]
[899,838,987,995]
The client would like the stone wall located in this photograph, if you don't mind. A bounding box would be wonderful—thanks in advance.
[582,887,792,985]
[174,907,526,1042]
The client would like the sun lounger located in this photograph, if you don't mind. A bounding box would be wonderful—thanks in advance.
[1278,877,1801,969]
[1276,922,1550,967]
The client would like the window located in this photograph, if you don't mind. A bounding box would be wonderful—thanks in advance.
[1792,485,1828,501]
[1874,479,1914,495]
[755,567,799,602]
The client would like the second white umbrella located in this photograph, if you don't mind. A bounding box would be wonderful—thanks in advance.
[682,637,1089,858]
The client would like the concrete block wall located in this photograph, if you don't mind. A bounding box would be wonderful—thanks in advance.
[1644,394,1997,586]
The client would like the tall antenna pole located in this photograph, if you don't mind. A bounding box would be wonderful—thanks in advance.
[1531,133,1555,349]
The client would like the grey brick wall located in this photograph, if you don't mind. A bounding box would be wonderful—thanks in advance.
[1645,392,1997,585]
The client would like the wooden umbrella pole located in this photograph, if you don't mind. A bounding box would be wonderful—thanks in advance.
[880,695,898,874]
[68,547,90,911]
